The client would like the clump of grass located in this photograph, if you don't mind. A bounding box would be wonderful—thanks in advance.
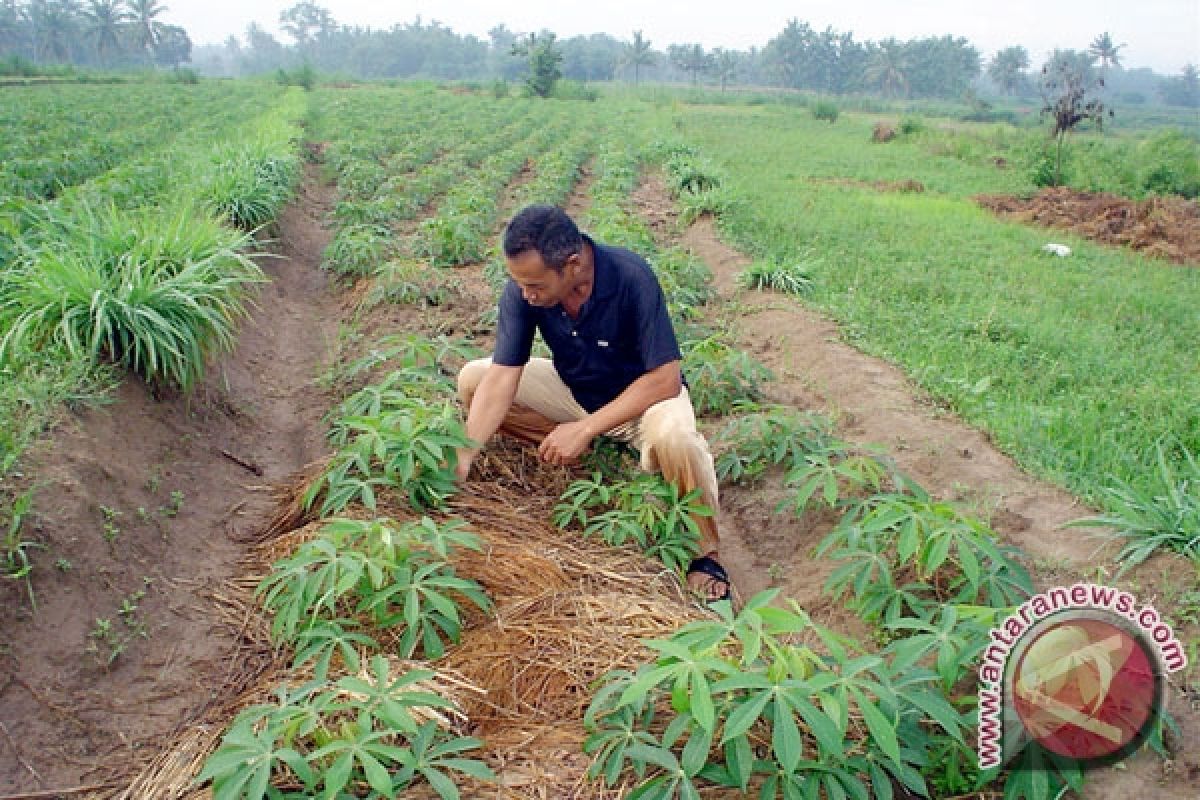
[0,201,264,390]
[1068,437,1200,572]
[738,256,814,295]
[812,99,840,123]
[203,139,299,229]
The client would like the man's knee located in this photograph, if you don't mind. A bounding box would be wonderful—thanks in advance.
[457,358,490,405]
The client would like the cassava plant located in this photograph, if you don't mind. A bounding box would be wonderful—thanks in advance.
[257,515,489,660]
[305,398,474,514]
[197,656,494,800]
[554,473,709,575]
[584,590,967,799]
[817,487,1033,625]
[714,405,838,485]
[681,336,772,416]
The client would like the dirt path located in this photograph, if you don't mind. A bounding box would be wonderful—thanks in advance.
[0,166,338,795]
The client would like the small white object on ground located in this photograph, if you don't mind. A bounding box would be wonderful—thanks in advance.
[1041,243,1072,257]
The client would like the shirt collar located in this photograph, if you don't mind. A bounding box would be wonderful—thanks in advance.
[583,233,618,302]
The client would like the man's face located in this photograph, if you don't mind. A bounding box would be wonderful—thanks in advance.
[507,249,573,308]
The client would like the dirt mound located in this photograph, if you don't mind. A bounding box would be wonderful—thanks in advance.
[976,187,1200,265]
[872,122,896,143]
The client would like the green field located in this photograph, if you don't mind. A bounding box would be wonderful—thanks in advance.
[2,80,1197,800]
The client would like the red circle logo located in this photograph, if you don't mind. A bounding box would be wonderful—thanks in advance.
[1011,617,1158,760]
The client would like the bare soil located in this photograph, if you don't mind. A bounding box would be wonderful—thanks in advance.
[0,167,339,795]
[976,187,1200,266]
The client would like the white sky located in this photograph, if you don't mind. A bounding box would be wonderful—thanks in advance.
[169,0,1200,74]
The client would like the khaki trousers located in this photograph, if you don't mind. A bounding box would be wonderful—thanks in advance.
[458,357,720,553]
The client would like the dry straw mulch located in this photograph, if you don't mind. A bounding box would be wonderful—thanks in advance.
[114,438,710,799]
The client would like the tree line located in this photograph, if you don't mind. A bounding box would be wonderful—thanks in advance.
[1,0,192,69]
[2,1,1196,108]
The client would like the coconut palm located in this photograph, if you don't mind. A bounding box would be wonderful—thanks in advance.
[865,38,909,98]
[0,0,23,54]
[84,0,127,65]
[622,30,655,85]
[27,0,82,63]
[987,45,1030,96]
[1088,32,1125,72]
[124,0,165,60]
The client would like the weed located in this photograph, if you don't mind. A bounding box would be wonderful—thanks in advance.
[2,489,41,608]
[738,256,815,295]
[144,466,162,494]
[1067,437,1200,572]
[100,504,121,544]
[55,557,72,571]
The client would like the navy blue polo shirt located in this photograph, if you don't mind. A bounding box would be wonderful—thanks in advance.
[492,235,682,412]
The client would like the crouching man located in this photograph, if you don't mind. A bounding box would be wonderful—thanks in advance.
[455,205,731,601]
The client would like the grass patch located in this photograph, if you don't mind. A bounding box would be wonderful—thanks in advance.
[658,103,1200,503]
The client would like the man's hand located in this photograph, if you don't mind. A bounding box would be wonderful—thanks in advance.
[454,448,478,482]
[537,419,595,466]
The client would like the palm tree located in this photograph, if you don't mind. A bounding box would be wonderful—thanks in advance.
[987,45,1030,96]
[865,38,909,98]
[84,0,127,65]
[124,0,165,60]
[1088,32,1125,72]
[0,0,23,54]
[28,0,82,63]
[711,48,739,92]
[622,29,655,85]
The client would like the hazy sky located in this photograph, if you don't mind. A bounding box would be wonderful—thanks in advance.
[169,0,1199,74]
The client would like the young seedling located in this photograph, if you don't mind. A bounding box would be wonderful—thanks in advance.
[2,490,42,609]
[100,505,121,545]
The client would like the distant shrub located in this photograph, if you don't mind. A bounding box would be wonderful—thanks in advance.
[899,115,924,135]
[1140,129,1200,198]
[275,62,316,91]
[553,80,599,102]
[491,78,509,98]
[168,67,199,85]
[0,54,38,77]
[812,99,839,123]
[960,109,1019,125]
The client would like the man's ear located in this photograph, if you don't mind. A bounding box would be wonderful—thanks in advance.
[565,251,583,276]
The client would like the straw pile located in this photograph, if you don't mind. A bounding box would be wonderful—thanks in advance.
[117,437,711,799]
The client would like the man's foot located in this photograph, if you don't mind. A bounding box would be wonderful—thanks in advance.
[686,555,732,604]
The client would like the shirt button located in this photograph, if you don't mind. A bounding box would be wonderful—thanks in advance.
[571,331,577,337]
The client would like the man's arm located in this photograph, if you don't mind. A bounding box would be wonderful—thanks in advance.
[456,363,524,480]
[538,359,681,466]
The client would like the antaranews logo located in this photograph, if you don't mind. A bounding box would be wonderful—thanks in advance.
[978,583,1188,770]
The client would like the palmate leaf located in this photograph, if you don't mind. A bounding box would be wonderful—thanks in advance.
[395,721,494,800]
[292,618,379,680]
[197,717,315,800]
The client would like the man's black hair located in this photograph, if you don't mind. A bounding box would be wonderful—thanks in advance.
[503,205,583,271]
